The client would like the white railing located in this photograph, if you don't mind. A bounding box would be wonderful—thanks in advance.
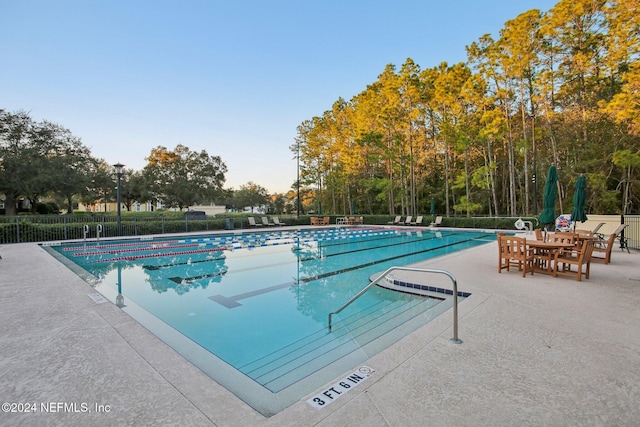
[327,266,463,344]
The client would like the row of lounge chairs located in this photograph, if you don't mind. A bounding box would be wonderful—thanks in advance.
[247,216,286,227]
[387,215,442,227]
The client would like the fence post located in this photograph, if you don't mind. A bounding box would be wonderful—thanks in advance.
[621,214,626,250]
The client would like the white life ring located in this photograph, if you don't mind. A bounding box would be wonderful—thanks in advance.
[555,214,572,232]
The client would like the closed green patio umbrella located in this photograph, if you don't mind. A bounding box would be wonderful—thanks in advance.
[571,174,588,230]
[538,165,558,229]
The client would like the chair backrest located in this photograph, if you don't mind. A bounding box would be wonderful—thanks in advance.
[503,235,528,261]
[600,224,629,247]
[435,216,443,224]
[393,215,401,223]
[497,233,507,261]
[405,216,413,224]
[273,217,281,225]
[535,229,544,240]
[550,233,578,245]
[612,223,629,237]
[248,217,257,225]
[577,239,595,264]
[591,222,606,235]
[415,216,423,223]
[261,217,270,225]
[605,231,617,247]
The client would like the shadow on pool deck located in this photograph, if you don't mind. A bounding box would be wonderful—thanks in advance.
[1,233,639,426]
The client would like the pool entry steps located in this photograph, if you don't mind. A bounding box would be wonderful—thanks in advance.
[330,266,463,344]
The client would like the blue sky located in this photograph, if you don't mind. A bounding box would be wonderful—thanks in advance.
[1,0,558,194]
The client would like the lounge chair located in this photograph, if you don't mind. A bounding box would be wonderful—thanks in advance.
[403,216,413,226]
[429,216,443,227]
[576,222,605,236]
[592,224,629,264]
[261,216,275,227]
[590,222,606,235]
[247,217,261,227]
[273,217,286,226]
[387,215,401,225]
[410,216,423,226]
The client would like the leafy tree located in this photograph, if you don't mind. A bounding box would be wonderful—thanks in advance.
[46,126,97,214]
[601,0,640,135]
[0,110,37,215]
[232,181,269,212]
[0,110,98,214]
[612,149,640,213]
[123,170,146,210]
[141,144,227,210]
[291,1,640,217]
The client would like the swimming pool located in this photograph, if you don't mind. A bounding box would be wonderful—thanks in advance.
[44,226,495,416]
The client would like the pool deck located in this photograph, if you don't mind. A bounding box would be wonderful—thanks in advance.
[1,228,639,426]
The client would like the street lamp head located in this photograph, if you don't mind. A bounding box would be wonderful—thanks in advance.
[113,163,125,175]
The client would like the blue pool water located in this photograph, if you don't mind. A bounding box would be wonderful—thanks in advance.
[45,226,495,416]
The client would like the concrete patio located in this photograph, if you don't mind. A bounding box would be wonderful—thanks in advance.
[1,230,639,426]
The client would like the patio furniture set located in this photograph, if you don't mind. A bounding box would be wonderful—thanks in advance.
[498,223,629,282]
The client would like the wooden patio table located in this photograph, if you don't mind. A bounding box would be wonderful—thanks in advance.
[526,240,576,276]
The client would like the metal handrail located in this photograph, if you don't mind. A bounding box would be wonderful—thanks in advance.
[327,266,463,344]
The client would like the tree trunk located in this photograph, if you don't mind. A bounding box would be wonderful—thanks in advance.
[4,193,18,216]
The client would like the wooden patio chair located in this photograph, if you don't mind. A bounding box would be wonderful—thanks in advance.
[549,232,578,245]
[549,232,578,256]
[497,234,511,273]
[498,234,535,277]
[554,238,595,281]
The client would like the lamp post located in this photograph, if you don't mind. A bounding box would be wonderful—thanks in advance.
[115,265,125,308]
[113,163,124,236]
[296,140,301,218]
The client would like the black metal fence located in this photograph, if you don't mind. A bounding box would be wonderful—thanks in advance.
[0,214,223,244]
[623,214,639,250]
[1,213,638,248]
